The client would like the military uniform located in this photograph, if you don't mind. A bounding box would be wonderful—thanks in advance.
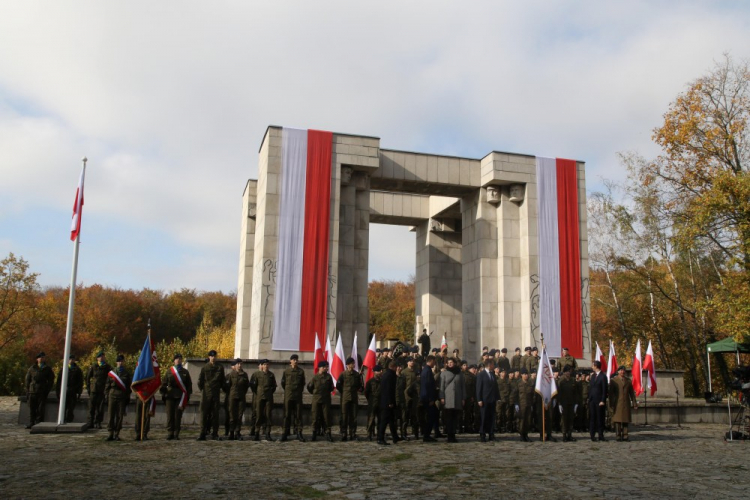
[249,368,277,440]
[104,364,131,440]
[557,375,578,441]
[497,375,512,433]
[394,368,406,437]
[402,366,420,438]
[25,361,54,427]
[55,361,83,423]
[307,372,334,441]
[524,354,540,376]
[197,360,226,439]
[577,377,589,432]
[496,356,511,375]
[281,364,305,440]
[86,360,112,428]
[336,369,362,440]
[227,365,250,439]
[364,373,382,440]
[516,378,535,441]
[558,354,578,374]
[160,362,192,439]
[510,353,523,372]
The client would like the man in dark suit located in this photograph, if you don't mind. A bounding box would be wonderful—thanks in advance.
[419,355,438,442]
[377,361,401,445]
[476,359,500,442]
[588,360,608,441]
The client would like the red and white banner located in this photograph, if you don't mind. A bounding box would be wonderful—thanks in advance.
[607,340,618,382]
[632,339,644,397]
[536,157,582,358]
[171,366,189,410]
[70,165,85,241]
[313,333,324,372]
[440,334,447,352]
[643,340,657,396]
[362,335,377,383]
[325,332,335,385]
[331,333,345,385]
[107,370,128,392]
[595,342,606,370]
[351,331,359,371]
[534,348,558,408]
[272,128,333,352]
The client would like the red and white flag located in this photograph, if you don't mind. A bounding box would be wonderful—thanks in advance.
[331,333,346,389]
[595,342,606,371]
[351,331,359,371]
[536,157,583,358]
[534,347,558,408]
[607,340,618,382]
[272,128,334,352]
[632,339,643,397]
[362,335,377,383]
[643,340,657,396]
[70,165,86,241]
[313,333,324,372]
[325,332,335,384]
[440,334,447,351]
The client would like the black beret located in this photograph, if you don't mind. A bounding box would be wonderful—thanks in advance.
[515,347,521,352]
[618,365,627,371]
[259,359,269,364]
[489,349,497,356]
[407,357,414,362]
[382,347,391,352]
[550,359,556,365]
[234,358,243,365]
[36,352,46,358]
[501,348,508,353]
[562,347,569,351]
[520,368,528,374]
[173,353,183,360]
[411,346,419,353]
[531,347,538,352]
[469,364,477,369]
[524,347,531,352]
[376,349,381,353]
[499,366,506,372]
[116,354,125,362]
[482,346,489,350]
[208,350,217,357]
[318,360,329,368]
[68,354,76,360]
[372,365,382,372]
[290,354,299,360]
[96,351,105,358]
[346,357,355,365]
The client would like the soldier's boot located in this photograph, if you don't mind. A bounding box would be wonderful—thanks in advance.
[114,432,121,441]
[350,431,357,442]
[253,432,260,441]
[326,431,334,442]
[623,426,629,441]
[228,432,235,441]
[197,433,207,441]
[280,431,289,442]
[264,431,275,442]
[367,429,374,441]
[311,430,318,442]
[236,431,243,441]
[296,431,306,443]
[174,431,180,440]
[341,433,348,442]
[105,432,114,441]
[167,433,174,440]
[211,433,219,441]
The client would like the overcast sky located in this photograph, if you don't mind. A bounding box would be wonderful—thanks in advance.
[1,1,749,293]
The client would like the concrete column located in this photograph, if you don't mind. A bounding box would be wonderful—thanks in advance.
[495,186,523,351]
[353,173,370,355]
[335,178,356,338]
[234,180,257,358]
[578,162,591,358]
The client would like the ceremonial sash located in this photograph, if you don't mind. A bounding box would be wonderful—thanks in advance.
[171,366,189,410]
[107,370,128,392]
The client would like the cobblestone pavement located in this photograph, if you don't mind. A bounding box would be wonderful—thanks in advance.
[1,397,747,499]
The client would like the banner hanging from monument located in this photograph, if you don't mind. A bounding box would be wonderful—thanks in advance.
[536,157,583,358]
[272,127,333,351]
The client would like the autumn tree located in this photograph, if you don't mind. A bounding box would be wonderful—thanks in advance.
[368,278,415,342]
[0,253,39,352]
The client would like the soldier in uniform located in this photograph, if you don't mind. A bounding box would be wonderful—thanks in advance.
[417,328,432,357]
[557,366,578,441]
[393,362,405,439]
[558,347,578,374]
[25,352,54,428]
[336,357,362,441]
[55,354,83,424]
[609,366,638,441]
[516,368,535,442]
[525,346,540,375]
[225,358,249,440]
[86,351,112,429]
[160,353,192,440]
[510,347,523,372]
[496,348,511,374]
[197,350,225,441]
[281,354,306,442]
[402,356,420,439]
[249,359,277,441]
[496,367,512,433]
[307,360,334,441]
[134,396,153,441]
[104,354,131,441]
[365,364,382,441]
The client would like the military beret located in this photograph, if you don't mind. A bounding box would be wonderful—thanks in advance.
[290,354,299,361]
[69,354,76,360]
[318,360,329,368]
[499,366,506,372]
[372,365,382,372]
[407,357,414,362]
[36,352,46,358]
[501,348,508,353]
[174,353,183,360]
[562,347,569,351]
[346,357,355,365]
[618,365,627,372]
[482,352,489,357]
[259,359,269,364]
[431,348,439,352]
[116,354,125,362]
[382,347,391,352]
[482,346,489,350]
[469,364,477,369]
[376,348,381,353]
[531,347,538,352]
[461,360,468,366]
[550,359,556,365]
[488,349,497,356]
[411,346,419,353]
[515,347,521,352]
[520,368,528,374]
[208,350,217,357]
[524,347,531,352]
[96,351,105,358]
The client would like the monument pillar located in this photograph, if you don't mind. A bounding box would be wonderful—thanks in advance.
[234,180,257,358]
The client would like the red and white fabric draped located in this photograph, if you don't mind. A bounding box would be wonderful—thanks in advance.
[535,157,583,359]
[272,128,333,352]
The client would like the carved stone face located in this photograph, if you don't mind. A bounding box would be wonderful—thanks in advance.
[486,186,500,204]
[341,166,353,184]
[509,184,525,203]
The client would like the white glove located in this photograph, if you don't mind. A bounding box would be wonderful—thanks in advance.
[515,405,520,413]
[559,405,563,414]
[574,404,578,413]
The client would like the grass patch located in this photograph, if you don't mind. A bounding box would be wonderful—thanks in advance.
[379,452,412,464]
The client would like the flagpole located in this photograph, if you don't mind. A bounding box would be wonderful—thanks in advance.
[57,157,87,426]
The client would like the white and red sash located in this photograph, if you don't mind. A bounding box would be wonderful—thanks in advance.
[171,366,189,410]
[107,370,128,392]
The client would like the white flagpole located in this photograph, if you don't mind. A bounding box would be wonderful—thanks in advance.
[57,157,87,426]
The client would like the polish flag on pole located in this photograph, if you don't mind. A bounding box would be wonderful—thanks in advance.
[70,163,86,241]
[632,339,644,397]
[643,340,658,396]
[351,331,359,371]
[331,333,345,387]
[441,334,447,351]
[362,335,377,383]
[595,342,606,371]
[607,340,618,382]
[325,332,335,384]
[313,333,324,372]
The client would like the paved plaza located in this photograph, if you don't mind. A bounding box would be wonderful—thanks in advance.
[1,397,747,499]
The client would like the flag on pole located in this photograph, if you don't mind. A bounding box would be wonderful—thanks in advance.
[331,333,345,385]
[362,335,377,383]
[632,339,643,397]
[351,331,359,371]
[440,334,447,351]
[643,340,657,396]
[70,164,85,241]
[595,342,606,371]
[607,340,618,382]
[535,347,558,407]
[325,332,335,385]
[313,333,324,372]
[131,331,161,415]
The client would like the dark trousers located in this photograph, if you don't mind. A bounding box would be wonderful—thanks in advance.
[444,408,460,438]
[229,398,246,433]
[62,391,77,423]
[135,398,151,438]
[254,398,272,434]
[165,398,184,435]
[340,400,358,435]
[561,405,575,436]
[590,402,606,438]
[312,401,331,433]
[28,393,46,425]
[377,406,398,442]
[421,401,438,438]
[200,391,221,436]
[107,397,127,434]
[284,398,303,433]
[479,403,496,437]
[88,392,106,424]
[404,398,419,436]
[367,402,379,436]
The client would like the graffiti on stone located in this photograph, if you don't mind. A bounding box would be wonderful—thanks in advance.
[260,259,277,342]
[530,274,540,347]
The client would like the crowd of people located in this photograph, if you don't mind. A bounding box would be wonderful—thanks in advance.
[24,339,639,445]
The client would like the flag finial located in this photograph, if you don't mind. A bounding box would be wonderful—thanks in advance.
[82,157,87,164]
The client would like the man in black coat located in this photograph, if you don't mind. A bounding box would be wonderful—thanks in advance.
[377,361,401,445]
[419,355,438,442]
[476,359,500,442]
[588,360,608,441]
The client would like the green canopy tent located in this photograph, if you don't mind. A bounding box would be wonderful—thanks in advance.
[706,337,750,392]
